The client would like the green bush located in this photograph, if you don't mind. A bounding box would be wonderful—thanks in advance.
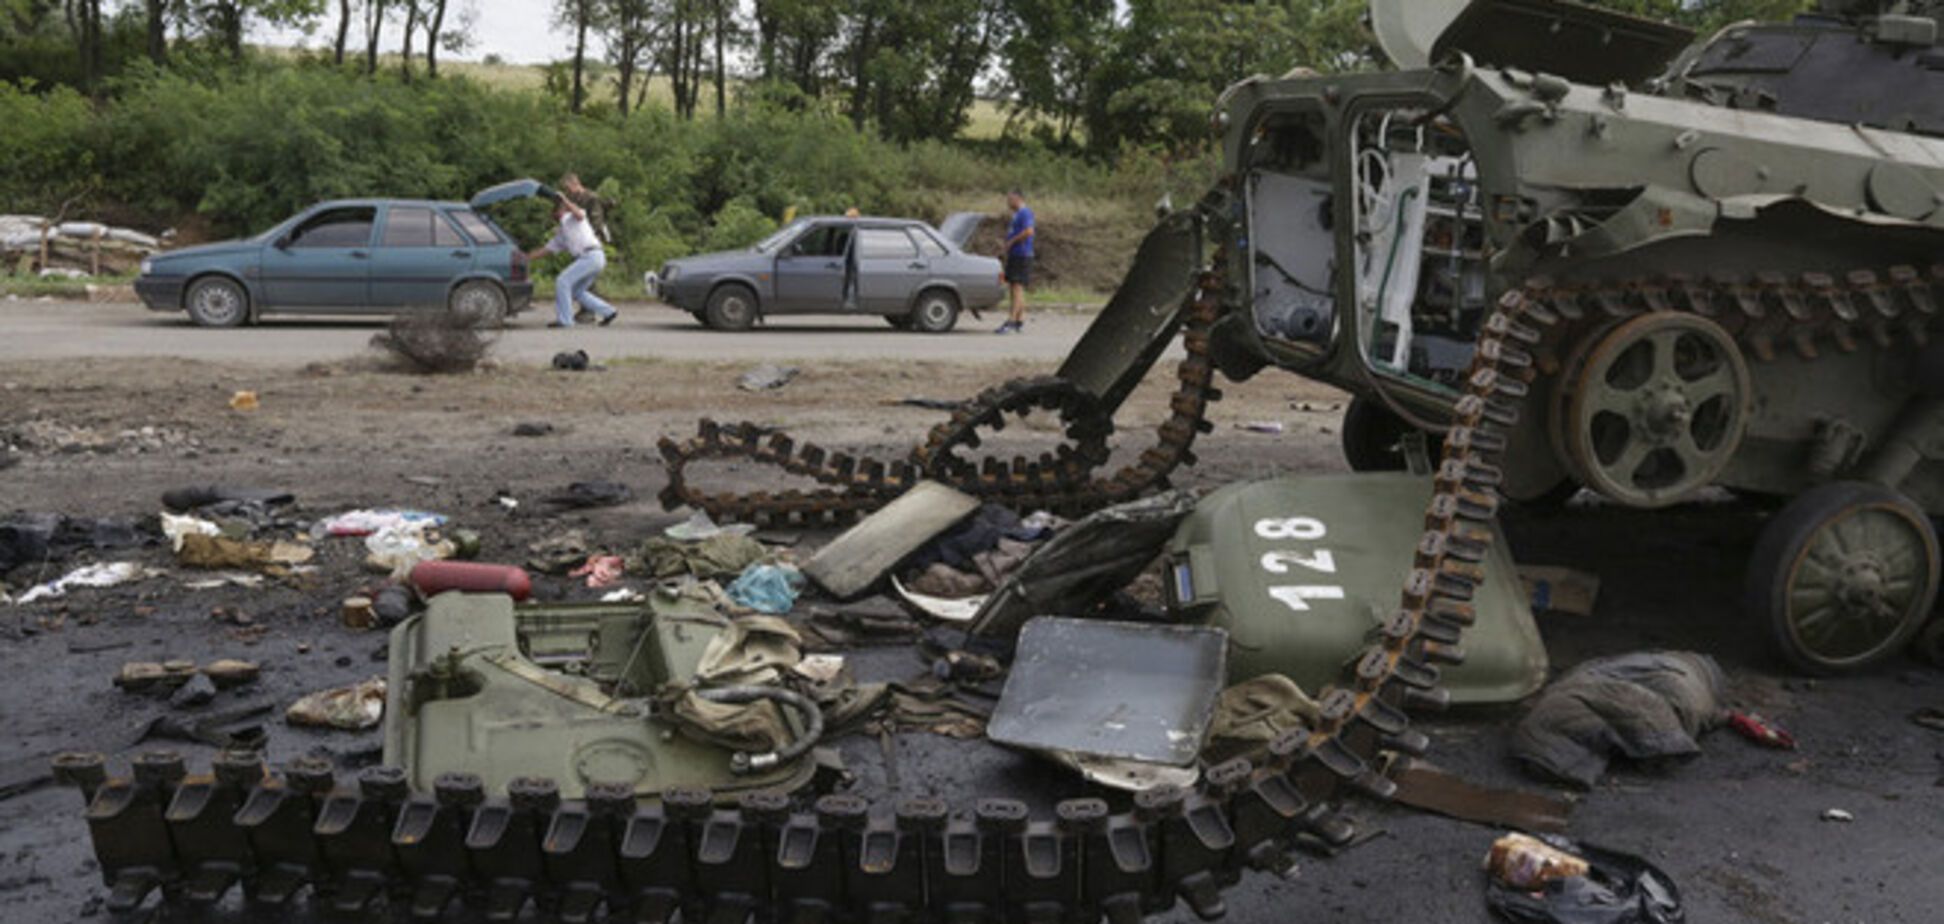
[0,62,1191,290]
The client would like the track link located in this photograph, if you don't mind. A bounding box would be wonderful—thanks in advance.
[657,278,1226,527]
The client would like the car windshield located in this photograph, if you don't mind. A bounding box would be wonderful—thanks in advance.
[752,219,811,254]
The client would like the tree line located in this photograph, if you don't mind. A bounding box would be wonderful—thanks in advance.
[4,0,1817,154]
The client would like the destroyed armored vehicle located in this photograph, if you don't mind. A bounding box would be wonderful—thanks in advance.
[1206,0,1944,674]
[662,0,1944,675]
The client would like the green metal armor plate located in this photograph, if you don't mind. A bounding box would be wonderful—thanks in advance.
[382,592,813,800]
[1165,473,1548,704]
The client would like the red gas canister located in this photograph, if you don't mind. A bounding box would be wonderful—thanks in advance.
[410,561,533,602]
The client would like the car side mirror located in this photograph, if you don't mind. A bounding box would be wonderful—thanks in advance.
[273,234,292,250]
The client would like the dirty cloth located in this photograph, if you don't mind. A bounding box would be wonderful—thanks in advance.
[541,481,635,510]
[666,616,807,755]
[903,537,1040,598]
[176,534,314,572]
[528,530,593,574]
[1511,651,1726,788]
[664,511,757,541]
[696,615,803,686]
[0,513,147,573]
[363,527,451,579]
[820,676,992,740]
[318,509,446,538]
[906,504,1046,572]
[286,677,387,730]
[634,534,769,580]
[1485,835,1684,924]
[727,563,805,615]
[570,554,626,588]
[160,512,222,552]
[161,486,293,514]
[800,607,924,650]
[13,562,158,605]
[1202,674,1323,766]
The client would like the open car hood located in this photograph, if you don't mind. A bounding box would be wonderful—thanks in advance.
[936,212,983,248]
[1371,0,1694,86]
[470,179,549,208]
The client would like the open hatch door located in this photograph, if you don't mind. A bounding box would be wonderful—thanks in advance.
[1431,0,1695,85]
[1371,0,1694,86]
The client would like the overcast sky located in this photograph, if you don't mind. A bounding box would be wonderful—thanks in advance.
[256,0,600,66]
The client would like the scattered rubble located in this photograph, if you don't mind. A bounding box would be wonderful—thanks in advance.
[737,363,800,392]
[286,676,387,730]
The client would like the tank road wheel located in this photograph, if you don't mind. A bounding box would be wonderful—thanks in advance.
[185,275,248,328]
[1558,313,1751,507]
[1746,482,1941,674]
[1340,395,1441,472]
[704,284,759,331]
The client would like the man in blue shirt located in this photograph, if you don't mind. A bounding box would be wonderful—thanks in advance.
[997,189,1035,334]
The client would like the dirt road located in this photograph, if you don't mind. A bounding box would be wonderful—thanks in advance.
[0,341,1940,923]
[0,299,1122,364]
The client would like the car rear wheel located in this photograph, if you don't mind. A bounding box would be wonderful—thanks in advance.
[185,276,248,328]
[704,284,758,331]
[449,280,509,328]
[908,290,960,334]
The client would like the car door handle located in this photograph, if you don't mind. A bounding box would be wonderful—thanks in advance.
[450,250,472,258]
[908,262,928,270]
[349,250,369,259]
[825,261,843,270]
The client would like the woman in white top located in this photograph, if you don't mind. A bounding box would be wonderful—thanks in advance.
[526,194,618,328]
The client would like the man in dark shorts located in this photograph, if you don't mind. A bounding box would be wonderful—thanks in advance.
[997,189,1035,334]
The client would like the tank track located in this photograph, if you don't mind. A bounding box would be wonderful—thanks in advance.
[51,287,1555,922]
[1528,264,1942,363]
[656,280,1225,527]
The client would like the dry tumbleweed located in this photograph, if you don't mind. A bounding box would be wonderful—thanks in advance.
[369,309,498,374]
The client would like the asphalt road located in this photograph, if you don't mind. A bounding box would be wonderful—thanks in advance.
[0,299,1119,365]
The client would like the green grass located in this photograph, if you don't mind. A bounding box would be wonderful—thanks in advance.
[0,272,134,299]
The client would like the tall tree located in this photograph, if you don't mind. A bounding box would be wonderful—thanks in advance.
[604,0,658,116]
[77,0,102,87]
[146,0,168,65]
[333,0,352,64]
[1000,0,1114,145]
[364,0,386,72]
[711,0,728,117]
[556,0,600,113]
[660,0,710,119]
[400,0,419,80]
[751,0,840,97]
[836,0,1006,142]
[195,1,325,61]
[422,0,446,76]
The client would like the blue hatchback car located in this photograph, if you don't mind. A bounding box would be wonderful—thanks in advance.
[135,189,535,327]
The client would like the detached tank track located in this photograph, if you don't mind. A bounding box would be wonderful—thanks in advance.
[656,278,1226,527]
[51,289,1556,922]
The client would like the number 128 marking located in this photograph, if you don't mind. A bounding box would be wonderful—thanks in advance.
[1255,517,1345,613]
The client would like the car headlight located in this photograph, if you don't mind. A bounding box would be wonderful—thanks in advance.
[140,258,153,276]
[662,264,679,281]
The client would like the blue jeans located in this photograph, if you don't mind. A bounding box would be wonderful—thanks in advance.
[555,250,617,326]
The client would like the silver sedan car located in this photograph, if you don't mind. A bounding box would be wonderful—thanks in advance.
[647,214,1004,333]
